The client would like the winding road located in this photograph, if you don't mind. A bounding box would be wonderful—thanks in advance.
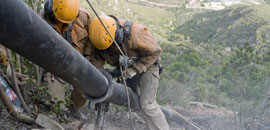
[128,0,182,8]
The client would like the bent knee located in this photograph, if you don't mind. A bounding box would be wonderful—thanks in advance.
[141,101,159,114]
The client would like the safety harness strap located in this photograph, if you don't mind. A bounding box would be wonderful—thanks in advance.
[122,21,133,55]
[62,22,74,44]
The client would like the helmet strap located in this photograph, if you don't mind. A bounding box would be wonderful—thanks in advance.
[108,15,124,44]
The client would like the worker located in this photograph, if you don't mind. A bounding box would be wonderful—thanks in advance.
[89,15,169,130]
[41,0,91,111]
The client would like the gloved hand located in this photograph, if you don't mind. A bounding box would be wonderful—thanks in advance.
[119,55,137,70]
[125,67,137,79]
[104,68,121,78]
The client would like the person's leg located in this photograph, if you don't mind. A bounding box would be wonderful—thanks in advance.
[71,87,87,111]
[139,66,169,130]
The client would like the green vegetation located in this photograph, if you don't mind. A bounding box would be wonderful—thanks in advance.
[80,1,270,123]
[159,41,231,107]
[4,0,270,128]
[81,0,175,40]
[264,0,270,3]
[159,4,270,127]
[170,5,270,47]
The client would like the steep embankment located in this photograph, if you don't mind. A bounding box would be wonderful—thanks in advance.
[170,4,270,47]
[78,1,270,129]
[81,0,175,41]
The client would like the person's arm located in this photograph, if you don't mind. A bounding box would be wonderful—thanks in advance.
[82,10,92,61]
[89,44,105,69]
[131,23,161,74]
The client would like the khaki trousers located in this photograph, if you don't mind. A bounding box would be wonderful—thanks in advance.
[128,66,169,130]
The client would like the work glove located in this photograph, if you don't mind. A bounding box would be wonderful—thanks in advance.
[104,68,121,78]
[119,55,137,70]
[125,67,137,79]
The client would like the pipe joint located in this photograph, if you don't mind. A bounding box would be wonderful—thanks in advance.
[84,70,113,103]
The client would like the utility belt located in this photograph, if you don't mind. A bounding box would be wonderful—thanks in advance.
[130,57,163,74]
[107,57,163,78]
[129,56,163,74]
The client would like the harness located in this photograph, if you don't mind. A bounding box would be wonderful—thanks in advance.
[44,6,80,45]
[108,15,133,55]
[62,11,80,44]
[62,22,73,44]
[122,21,133,55]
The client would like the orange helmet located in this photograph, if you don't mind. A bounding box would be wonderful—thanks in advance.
[89,16,117,50]
[52,0,80,23]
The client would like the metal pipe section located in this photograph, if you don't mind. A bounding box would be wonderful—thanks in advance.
[0,0,109,98]
[0,0,139,109]
[0,0,193,124]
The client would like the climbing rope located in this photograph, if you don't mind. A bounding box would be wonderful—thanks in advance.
[170,108,203,130]
[86,0,125,56]
[86,0,134,129]
[120,66,134,130]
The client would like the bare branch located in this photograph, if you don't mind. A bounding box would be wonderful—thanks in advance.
[37,67,43,87]
[6,48,31,115]
[37,0,43,14]
[0,81,34,124]
[168,108,204,130]
[15,54,21,73]
[35,65,43,87]
[34,104,38,116]
[29,0,36,11]
[35,65,39,85]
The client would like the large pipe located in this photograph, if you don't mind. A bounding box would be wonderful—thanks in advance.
[0,0,199,125]
[0,0,139,108]
[1,0,108,98]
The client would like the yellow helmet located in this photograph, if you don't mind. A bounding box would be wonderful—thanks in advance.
[52,0,80,23]
[89,16,117,50]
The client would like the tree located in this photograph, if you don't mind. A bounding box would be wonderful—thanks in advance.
[222,43,270,128]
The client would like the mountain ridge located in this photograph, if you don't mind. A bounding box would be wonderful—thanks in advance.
[170,4,270,47]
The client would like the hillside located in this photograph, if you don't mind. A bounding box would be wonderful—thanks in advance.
[162,4,270,129]
[2,0,270,130]
[170,4,270,47]
[81,1,270,128]
[148,0,186,5]
[81,0,175,41]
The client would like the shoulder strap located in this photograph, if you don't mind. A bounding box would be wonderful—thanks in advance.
[122,21,133,54]
[107,15,133,55]
[62,22,74,44]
